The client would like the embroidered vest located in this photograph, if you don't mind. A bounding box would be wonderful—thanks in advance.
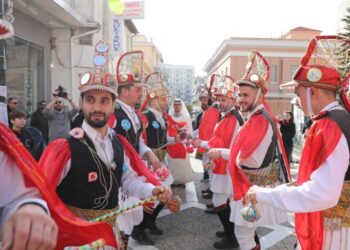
[114,104,143,153]
[143,109,167,149]
[322,109,350,229]
[57,135,124,209]
[241,109,288,186]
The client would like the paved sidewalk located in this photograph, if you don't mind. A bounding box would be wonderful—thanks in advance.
[129,146,301,250]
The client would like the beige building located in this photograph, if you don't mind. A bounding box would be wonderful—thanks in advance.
[131,35,164,74]
[203,27,322,116]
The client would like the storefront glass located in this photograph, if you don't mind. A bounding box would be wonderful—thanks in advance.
[6,36,44,115]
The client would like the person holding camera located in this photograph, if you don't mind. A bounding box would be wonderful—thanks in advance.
[44,86,78,143]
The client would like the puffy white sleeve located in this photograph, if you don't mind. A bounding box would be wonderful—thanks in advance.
[139,137,152,158]
[256,135,349,212]
[121,153,155,199]
[0,151,48,229]
[237,125,273,168]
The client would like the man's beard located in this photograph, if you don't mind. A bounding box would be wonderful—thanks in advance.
[201,104,208,110]
[84,112,108,128]
[239,102,254,112]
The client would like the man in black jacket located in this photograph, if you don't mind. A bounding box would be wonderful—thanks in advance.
[30,100,49,144]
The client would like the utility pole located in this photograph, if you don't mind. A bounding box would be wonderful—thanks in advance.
[0,0,6,91]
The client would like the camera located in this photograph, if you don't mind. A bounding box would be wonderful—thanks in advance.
[53,85,68,98]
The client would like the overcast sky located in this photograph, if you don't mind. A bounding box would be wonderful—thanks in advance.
[133,0,348,76]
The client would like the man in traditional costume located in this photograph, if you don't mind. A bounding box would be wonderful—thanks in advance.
[193,83,210,182]
[126,72,175,240]
[229,51,290,250]
[110,52,172,246]
[245,35,350,250]
[197,74,221,199]
[193,75,243,249]
[1,120,123,249]
[112,51,161,171]
[39,43,172,249]
[0,122,58,250]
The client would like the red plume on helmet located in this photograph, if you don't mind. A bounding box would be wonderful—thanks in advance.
[116,50,145,86]
[235,51,270,94]
[281,35,350,112]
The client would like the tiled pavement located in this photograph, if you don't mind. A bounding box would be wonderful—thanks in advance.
[129,144,302,250]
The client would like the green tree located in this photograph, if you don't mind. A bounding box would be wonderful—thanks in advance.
[338,7,350,79]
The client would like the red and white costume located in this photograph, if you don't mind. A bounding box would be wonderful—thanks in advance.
[229,51,290,250]
[250,35,350,250]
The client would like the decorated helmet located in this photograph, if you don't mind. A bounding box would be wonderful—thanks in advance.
[79,41,117,96]
[144,72,169,99]
[235,51,270,94]
[116,50,145,87]
[212,75,236,98]
[281,35,350,92]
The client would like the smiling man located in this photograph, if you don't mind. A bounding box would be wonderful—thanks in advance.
[244,36,350,250]
[228,51,290,250]
[39,46,171,249]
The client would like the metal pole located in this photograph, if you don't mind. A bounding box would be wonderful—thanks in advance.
[0,0,7,102]
[0,0,6,84]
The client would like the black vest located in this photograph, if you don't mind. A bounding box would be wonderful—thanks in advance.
[325,109,350,180]
[143,109,167,149]
[56,135,124,209]
[114,103,143,153]
[241,109,289,182]
[229,108,244,127]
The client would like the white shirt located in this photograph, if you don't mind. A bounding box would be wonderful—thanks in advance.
[117,100,151,157]
[238,104,274,168]
[256,102,350,212]
[0,151,48,229]
[59,121,155,200]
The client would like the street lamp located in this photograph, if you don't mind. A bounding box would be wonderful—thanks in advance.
[129,33,137,51]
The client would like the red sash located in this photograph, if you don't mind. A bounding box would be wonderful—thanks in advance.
[198,107,220,153]
[208,114,237,175]
[295,117,342,250]
[0,122,118,250]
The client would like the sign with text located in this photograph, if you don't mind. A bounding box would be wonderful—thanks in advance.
[113,17,122,51]
[115,1,144,19]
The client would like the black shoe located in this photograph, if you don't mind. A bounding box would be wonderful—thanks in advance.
[202,191,213,199]
[205,208,217,214]
[131,230,155,245]
[213,237,239,249]
[215,231,225,238]
[206,203,214,209]
[146,222,164,235]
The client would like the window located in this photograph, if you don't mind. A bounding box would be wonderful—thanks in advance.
[270,65,277,83]
[6,36,44,115]
[290,65,299,78]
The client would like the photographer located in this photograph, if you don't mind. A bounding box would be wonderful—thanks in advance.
[44,86,78,142]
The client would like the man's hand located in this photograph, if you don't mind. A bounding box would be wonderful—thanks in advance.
[243,185,260,205]
[1,204,58,250]
[207,149,222,160]
[152,186,172,203]
[147,152,161,170]
[192,139,202,148]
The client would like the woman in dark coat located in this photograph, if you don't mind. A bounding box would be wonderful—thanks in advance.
[279,111,296,163]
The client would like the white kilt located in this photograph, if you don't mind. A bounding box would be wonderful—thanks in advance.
[165,153,194,184]
[210,173,232,195]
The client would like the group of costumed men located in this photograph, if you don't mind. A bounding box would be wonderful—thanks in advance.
[192,35,350,250]
[1,35,350,250]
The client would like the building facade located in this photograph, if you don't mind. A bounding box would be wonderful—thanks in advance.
[203,27,321,116]
[162,64,195,104]
[3,0,140,118]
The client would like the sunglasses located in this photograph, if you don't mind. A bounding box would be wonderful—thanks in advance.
[10,102,18,104]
